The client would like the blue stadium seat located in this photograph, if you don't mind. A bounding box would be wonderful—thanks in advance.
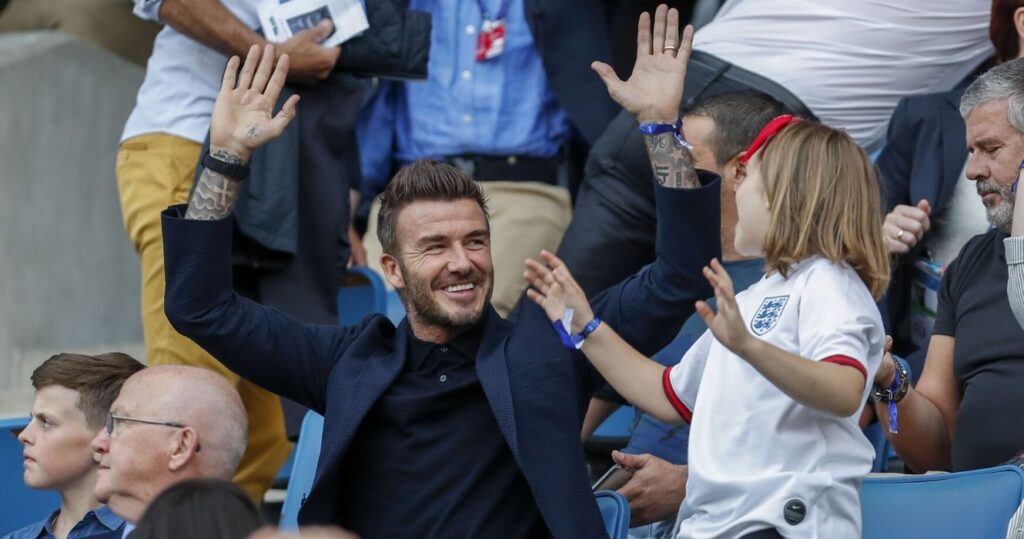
[861,465,1024,538]
[592,405,636,441]
[595,489,630,539]
[336,266,405,326]
[385,288,405,325]
[280,411,325,530]
[336,266,389,326]
[0,416,60,533]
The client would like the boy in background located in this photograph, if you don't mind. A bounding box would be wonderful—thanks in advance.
[4,352,144,539]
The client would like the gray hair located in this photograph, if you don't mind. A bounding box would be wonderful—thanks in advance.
[960,57,1024,134]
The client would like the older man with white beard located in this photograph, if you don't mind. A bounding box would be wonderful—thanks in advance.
[871,57,1024,473]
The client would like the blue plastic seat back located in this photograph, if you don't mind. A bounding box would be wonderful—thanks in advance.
[337,266,405,326]
[861,465,1024,539]
[0,417,60,532]
[280,412,325,530]
[592,405,636,441]
[595,489,630,539]
[337,267,388,326]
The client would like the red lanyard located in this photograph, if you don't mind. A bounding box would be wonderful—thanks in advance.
[474,0,509,61]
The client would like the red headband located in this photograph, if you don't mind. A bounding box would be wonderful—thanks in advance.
[739,114,802,166]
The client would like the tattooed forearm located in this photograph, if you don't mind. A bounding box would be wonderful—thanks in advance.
[642,132,700,189]
[184,150,246,220]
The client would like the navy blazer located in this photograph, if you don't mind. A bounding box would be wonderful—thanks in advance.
[876,88,967,358]
[162,179,720,537]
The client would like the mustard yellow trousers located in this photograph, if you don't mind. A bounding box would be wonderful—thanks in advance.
[116,133,290,502]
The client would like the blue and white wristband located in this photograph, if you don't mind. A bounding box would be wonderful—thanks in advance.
[553,308,602,350]
[638,118,694,150]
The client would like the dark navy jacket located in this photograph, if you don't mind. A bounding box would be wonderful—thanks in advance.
[162,178,720,538]
[877,88,967,359]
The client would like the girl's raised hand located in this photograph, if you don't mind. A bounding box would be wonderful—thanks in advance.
[524,250,595,333]
[696,259,754,355]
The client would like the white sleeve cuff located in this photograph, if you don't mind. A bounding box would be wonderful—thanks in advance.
[1005,236,1024,264]
[133,0,164,23]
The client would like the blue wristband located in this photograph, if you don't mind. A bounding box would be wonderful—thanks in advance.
[553,320,579,349]
[552,317,602,350]
[638,119,694,150]
[886,356,909,433]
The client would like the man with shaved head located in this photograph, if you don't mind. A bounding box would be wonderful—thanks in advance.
[89,365,247,529]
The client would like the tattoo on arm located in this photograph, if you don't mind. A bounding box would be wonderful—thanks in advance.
[643,132,700,189]
[184,150,245,220]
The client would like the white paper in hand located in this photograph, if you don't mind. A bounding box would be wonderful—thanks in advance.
[257,0,369,47]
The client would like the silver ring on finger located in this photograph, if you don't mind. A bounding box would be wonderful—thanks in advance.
[897,229,905,240]
[663,45,677,53]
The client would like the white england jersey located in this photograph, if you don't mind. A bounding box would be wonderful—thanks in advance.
[665,256,884,538]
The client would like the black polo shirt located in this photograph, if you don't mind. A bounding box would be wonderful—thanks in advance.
[934,228,1024,470]
[336,322,550,538]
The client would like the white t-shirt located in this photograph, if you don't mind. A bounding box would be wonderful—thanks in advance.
[666,256,884,538]
[692,0,992,151]
[122,0,259,143]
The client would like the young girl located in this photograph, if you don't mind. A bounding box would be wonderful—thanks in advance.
[525,117,890,538]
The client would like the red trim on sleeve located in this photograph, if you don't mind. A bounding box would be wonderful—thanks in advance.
[662,367,693,423]
[821,355,867,380]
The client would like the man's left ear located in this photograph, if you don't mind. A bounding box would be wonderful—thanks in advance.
[168,428,200,472]
[730,152,747,190]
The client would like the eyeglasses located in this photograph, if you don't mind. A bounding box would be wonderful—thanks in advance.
[105,413,201,452]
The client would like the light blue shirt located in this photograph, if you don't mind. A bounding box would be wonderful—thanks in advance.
[395,0,569,161]
[357,0,570,189]
[3,506,124,539]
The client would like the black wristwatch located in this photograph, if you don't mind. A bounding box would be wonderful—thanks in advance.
[202,151,250,180]
[872,353,910,404]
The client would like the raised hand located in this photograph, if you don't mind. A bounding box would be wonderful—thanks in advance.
[591,4,693,123]
[210,44,300,163]
[883,200,931,255]
[695,259,753,355]
[524,250,595,334]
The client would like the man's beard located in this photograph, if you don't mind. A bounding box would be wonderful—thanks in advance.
[977,179,1016,234]
[399,262,494,329]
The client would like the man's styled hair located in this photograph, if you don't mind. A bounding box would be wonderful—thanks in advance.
[685,92,791,167]
[960,56,1024,134]
[31,352,145,429]
[990,0,1024,63]
[757,121,890,299]
[376,160,489,255]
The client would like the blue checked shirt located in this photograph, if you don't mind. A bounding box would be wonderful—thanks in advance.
[2,506,124,539]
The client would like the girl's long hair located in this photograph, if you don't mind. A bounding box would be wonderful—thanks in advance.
[758,121,890,299]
